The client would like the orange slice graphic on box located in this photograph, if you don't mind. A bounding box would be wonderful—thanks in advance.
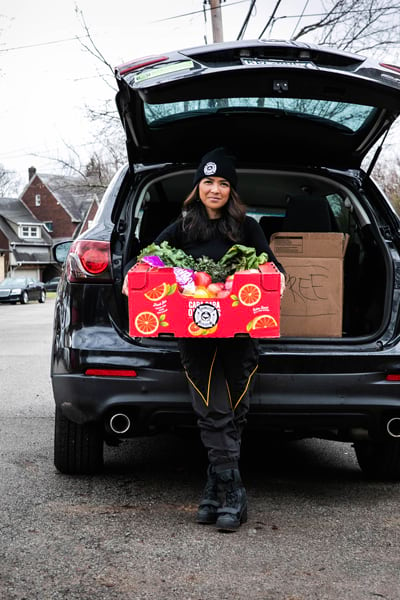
[144,282,169,301]
[203,324,218,335]
[252,314,278,329]
[188,322,219,336]
[238,283,262,306]
[188,322,204,336]
[135,311,159,335]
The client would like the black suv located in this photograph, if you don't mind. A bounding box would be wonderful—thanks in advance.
[51,40,400,478]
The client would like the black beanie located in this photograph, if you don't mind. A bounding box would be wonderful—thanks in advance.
[193,147,237,189]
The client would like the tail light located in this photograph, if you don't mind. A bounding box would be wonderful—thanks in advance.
[67,240,112,283]
[85,369,137,377]
[380,63,400,74]
[116,55,168,76]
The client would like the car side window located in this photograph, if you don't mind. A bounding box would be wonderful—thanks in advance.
[327,194,351,233]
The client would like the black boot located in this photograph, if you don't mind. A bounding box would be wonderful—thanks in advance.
[215,468,247,532]
[196,464,220,524]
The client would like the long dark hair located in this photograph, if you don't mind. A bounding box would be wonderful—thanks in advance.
[180,185,247,243]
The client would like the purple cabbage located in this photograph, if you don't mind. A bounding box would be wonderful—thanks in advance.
[141,255,166,268]
[173,267,194,288]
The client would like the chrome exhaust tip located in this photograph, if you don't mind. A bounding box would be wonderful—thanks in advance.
[386,417,400,438]
[109,413,131,435]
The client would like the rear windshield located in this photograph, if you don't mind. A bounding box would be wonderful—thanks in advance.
[144,98,376,133]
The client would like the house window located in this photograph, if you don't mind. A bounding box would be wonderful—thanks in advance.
[20,225,40,238]
[44,221,53,232]
[35,194,41,206]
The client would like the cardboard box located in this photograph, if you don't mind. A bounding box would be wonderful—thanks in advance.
[128,262,281,338]
[270,232,349,337]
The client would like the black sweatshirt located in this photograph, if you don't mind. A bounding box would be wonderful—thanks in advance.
[154,215,285,273]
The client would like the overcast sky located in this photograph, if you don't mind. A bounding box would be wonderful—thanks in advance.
[0,0,399,190]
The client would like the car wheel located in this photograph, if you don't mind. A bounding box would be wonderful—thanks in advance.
[20,291,28,304]
[354,439,400,480]
[38,290,46,303]
[54,406,104,474]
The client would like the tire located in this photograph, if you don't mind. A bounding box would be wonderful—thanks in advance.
[54,406,104,474]
[354,439,400,481]
[20,291,28,304]
[38,290,46,303]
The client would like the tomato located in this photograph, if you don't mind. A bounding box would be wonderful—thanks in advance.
[194,271,212,287]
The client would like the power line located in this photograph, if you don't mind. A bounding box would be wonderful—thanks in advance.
[152,0,249,22]
[0,35,89,53]
[237,0,257,40]
[266,7,400,25]
[290,0,310,39]
[258,0,283,39]
[0,141,95,161]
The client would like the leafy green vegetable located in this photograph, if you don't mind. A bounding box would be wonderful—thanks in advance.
[138,242,196,269]
[219,244,268,272]
[137,241,268,282]
[194,256,230,282]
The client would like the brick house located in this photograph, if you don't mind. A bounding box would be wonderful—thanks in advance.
[21,167,101,240]
[0,167,101,281]
[0,197,54,280]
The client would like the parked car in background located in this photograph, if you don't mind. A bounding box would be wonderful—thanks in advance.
[51,40,400,479]
[44,277,61,292]
[0,277,46,304]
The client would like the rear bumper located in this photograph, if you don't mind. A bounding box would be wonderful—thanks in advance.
[52,368,400,441]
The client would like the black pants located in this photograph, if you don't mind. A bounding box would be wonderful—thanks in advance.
[178,337,259,468]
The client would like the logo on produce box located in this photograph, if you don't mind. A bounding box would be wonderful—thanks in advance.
[193,303,219,329]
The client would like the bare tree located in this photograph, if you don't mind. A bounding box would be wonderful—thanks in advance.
[292,0,400,54]
[73,5,126,182]
[373,156,400,213]
[0,164,21,197]
[86,100,126,174]
[70,1,400,186]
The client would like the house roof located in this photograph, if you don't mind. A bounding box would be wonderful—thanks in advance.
[0,215,20,244]
[0,197,53,245]
[0,197,40,224]
[38,173,103,222]
[73,196,101,237]
[13,247,53,264]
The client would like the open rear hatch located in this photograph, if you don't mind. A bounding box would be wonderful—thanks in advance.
[115,40,400,169]
[112,41,400,342]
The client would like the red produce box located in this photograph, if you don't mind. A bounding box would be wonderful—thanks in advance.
[128,262,281,338]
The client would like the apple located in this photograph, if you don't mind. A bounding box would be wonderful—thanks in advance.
[207,282,225,296]
[194,271,212,288]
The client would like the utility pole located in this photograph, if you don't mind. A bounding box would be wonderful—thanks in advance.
[209,0,224,43]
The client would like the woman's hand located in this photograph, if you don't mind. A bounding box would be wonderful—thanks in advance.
[280,272,286,297]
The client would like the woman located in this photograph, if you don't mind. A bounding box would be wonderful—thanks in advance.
[124,148,285,532]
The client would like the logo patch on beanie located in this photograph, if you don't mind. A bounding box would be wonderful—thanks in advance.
[203,161,217,176]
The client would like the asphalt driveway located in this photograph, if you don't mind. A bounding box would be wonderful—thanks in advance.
[0,299,399,600]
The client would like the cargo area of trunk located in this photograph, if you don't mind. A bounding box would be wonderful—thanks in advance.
[118,167,391,341]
